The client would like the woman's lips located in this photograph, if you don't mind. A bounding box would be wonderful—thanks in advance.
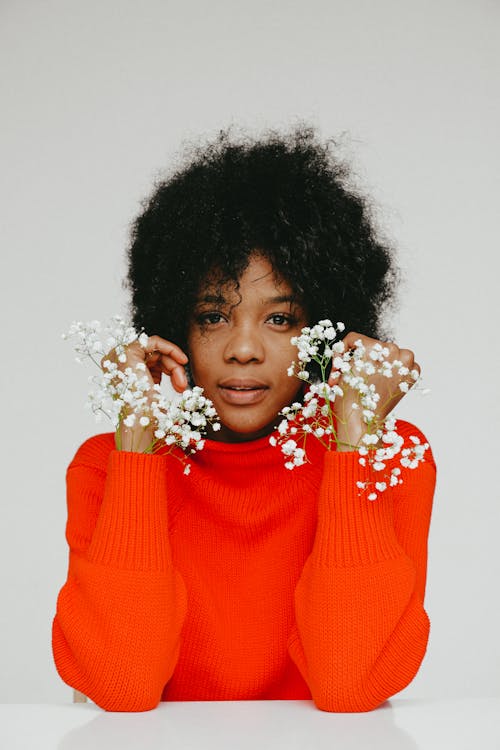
[217,384,269,405]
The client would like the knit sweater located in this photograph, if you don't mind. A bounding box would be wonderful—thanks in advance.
[52,419,436,713]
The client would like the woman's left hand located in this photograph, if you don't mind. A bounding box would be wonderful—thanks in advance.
[327,331,421,451]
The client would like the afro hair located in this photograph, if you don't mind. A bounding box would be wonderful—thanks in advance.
[125,124,400,368]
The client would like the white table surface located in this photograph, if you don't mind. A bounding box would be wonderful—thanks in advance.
[1,697,499,750]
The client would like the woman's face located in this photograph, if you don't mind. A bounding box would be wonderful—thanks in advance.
[186,254,309,443]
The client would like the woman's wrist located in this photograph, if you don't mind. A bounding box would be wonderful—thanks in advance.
[335,420,364,452]
[115,424,156,453]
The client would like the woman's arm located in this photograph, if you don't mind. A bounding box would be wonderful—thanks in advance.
[51,435,188,712]
[287,421,436,712]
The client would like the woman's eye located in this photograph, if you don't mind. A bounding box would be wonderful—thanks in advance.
[268,314,295,326]
[197,312,225,325]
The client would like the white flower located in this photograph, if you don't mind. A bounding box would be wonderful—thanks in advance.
[64,315,221,472]
[282,439,297,456]
[293,447,306,464]
[267,317,430,494]
[278,420,289,436]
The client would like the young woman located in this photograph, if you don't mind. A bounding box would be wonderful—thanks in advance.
[52,126,436,712]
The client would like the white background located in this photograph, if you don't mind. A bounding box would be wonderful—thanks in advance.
[0,0,498,703]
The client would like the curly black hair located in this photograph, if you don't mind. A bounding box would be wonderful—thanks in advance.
[125,124,400,379]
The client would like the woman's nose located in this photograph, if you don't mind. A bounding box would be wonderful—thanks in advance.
[223,325,265,363]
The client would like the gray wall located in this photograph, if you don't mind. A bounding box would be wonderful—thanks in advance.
[0,0,498,702]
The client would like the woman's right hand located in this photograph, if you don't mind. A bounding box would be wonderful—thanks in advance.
[101,335,189,453]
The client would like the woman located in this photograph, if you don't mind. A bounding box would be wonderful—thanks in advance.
[52,125,436,712]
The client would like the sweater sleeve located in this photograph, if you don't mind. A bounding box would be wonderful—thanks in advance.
[51,435,188,712]
[287,421,436,712]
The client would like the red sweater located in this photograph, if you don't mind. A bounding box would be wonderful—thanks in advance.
[52,419,436,712]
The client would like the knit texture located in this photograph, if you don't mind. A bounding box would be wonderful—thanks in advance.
[52,420,436,712]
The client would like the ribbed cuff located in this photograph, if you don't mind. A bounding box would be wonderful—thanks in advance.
[314,451,404,567]
[87,450,172,571]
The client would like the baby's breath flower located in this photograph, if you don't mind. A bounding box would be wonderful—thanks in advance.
[269,318,430,501]
[64,316,220,472]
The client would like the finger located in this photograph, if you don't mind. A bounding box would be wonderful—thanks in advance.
[341,331,379,351]
[144,335,188,365]
[170,365,189,393]
[144,358,164,385]
[149,353,189,391]
[326,331,375,384]
[398,348,415,364]
[408,360,421,383]
[145,360,188,392]
[157,351,188,377]
[344,333,413,367]
[327,369,341,385]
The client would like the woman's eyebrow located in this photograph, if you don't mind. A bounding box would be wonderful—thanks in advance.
[196,294,227,304]
[262,295,298,305]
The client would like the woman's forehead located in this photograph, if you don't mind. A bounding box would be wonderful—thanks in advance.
[196,255,295,301]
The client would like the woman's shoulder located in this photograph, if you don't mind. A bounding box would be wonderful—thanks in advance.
[68,431,116,473]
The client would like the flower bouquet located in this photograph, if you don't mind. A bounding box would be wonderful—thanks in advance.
[270,320,430,500]
[63,315,220,474]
